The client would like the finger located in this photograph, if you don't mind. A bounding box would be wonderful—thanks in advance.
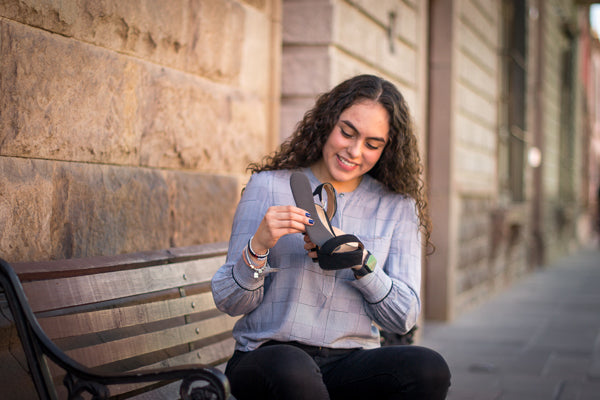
[303,234,315,246]
[303,243,318,261]
[256,206,316,249]
[303,242,315,251]
[271,205,314,225]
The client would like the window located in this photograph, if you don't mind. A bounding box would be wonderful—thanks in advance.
[499,0,527,202]
[558,39,576,201]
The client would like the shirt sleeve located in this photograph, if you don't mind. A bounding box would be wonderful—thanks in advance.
[211,173,272,316]
[350,198,422,334]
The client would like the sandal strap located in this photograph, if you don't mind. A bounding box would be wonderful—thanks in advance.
[312,183,337,221]
[317,234,364,270]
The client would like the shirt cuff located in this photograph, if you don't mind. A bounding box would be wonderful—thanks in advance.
[232,256,266,291]
[350,267,393,304]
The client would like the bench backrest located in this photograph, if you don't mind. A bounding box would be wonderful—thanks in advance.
[10,243,235,398]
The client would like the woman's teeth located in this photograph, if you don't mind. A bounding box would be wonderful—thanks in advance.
[338,156,356,167]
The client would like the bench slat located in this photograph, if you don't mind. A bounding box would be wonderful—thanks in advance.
[39,292,217,339]
[50,337,237,398]
[13,243,229,281]
[138,337,236,369]
[115,338,236,397]
[23,257,225,312]
[65,314,238,368]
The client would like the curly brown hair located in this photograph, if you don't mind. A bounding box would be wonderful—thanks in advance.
[248,74,433,252]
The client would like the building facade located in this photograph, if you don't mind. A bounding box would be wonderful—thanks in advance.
[1,0,598,322]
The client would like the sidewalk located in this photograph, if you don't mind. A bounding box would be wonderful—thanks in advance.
[418,248,600,400]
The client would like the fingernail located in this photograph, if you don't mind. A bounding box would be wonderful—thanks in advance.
[305,212,311,217]
[308,219,314,225]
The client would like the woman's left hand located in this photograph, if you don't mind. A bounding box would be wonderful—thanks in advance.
[302,226,347,260]
[303,227,368,269]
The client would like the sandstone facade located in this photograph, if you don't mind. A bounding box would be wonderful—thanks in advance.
[1,0,280,261]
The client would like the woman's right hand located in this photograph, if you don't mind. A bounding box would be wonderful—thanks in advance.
[250,206,314,254]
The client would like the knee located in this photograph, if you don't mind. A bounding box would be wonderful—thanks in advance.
[268,347,323,385]
[410,346,451,391]
[259,345,323,382]
[256,345,329,399]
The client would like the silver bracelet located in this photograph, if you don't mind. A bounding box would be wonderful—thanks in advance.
[248,235,269,260]
[243,246,267,278]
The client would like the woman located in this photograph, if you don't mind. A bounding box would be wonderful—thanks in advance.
[211,74,450,400]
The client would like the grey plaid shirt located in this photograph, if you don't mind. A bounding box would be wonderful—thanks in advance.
[211,168,422,352]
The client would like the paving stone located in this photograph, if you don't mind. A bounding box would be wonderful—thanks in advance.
[500,348,552,376]
[542,353,592,379]
[445,371,501,400]
[558,380,600,400]
[498,374,565,399]
[589,358,600,381]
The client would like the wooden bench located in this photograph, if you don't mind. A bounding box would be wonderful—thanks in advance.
[0,242,237,399]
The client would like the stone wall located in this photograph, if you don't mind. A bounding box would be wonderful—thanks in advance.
[0,0,281,262]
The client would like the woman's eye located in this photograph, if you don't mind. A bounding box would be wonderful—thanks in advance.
[340,128,352,138]
[366,142,381,150]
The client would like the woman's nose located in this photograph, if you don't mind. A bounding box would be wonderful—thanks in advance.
[347,140,361,157]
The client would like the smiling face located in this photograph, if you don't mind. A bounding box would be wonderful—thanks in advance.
[311,100,389,192]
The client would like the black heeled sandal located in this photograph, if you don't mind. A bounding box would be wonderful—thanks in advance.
[290,172,364,270]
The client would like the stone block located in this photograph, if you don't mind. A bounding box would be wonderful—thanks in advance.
[0,156,240,262]
[348,1,419,45]
[138,66,268,173]
[0,157,54,261]
[457,52,498,100]
[282,46,331,96]
[166,170,240,247]
[456,83,496,127]
[50,161,172,259]
[282,1,333,44]
[182,0,245,81]
[0,0,247,82]
[280,97,315,142]
[457,20,497,73]
[239,4,275,95]
[0,19,142,165]
[458,0,499,48]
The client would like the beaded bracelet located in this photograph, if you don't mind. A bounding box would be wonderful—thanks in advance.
[248,235,269,260]
[242,246,267,278]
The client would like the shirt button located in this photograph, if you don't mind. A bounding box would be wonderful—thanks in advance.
[340,193,345,197]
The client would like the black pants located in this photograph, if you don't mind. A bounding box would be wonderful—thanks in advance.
[225,341,451,400]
